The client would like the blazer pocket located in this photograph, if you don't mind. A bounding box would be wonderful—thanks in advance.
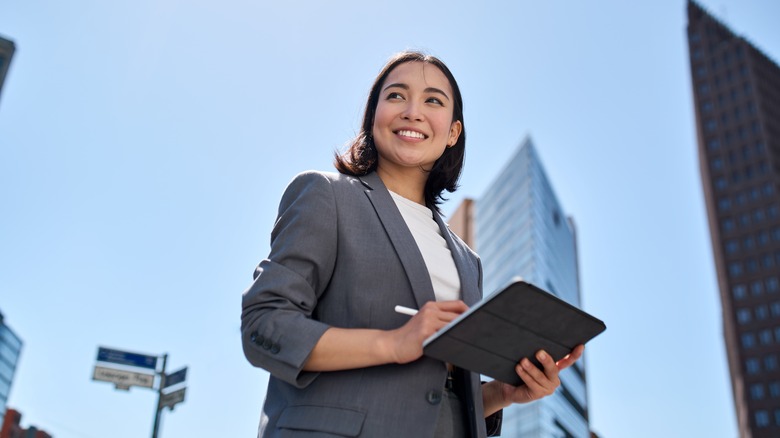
[277,405,366,437]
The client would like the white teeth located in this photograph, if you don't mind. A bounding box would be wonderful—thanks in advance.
[397,130,425,139]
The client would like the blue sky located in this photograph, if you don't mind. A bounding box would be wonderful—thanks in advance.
[2,1,779,437]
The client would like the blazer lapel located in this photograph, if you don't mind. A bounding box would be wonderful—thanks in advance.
[432,212,482,307]
[359,173,436,309]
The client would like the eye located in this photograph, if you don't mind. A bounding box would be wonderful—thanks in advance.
[426,96,444,106]
[386,92,404,100]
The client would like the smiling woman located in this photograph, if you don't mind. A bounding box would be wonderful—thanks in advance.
[240,50,582,438]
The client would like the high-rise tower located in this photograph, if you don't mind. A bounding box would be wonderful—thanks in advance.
[450,137,589,437]
[687,1,780,436]
[0,311,23,420]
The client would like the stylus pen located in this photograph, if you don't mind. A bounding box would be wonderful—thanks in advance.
[394,305,418,316]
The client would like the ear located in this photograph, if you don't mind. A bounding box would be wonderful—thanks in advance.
[448,120,463,147]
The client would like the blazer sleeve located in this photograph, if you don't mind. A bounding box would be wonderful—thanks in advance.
[241,171,338,388]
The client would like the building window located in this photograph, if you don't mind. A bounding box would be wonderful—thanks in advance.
[715,177,728,190]
[774,327,780,342]
[775,410,780,426]
[770,206,780,219]
[711,157,724,172]
[733,284,748,300]
[763,255,775,269]
[740,214,751,228]
[768,278,780,293]
[768,355,780,371]
[752,280,764,295]
[723,218,736,233]
[750,187,760,201]
[759,232,770,246]
[755,209,766,222]
[747,358,761,374]
[757,410,770,427]
[764,183,775,196]
[747,259,759,273]
[743,333,757,349]
[760,330,774,346]
[771,302,780,318]
[703,101,715,114]
[719,197,732,212]
[729,262,743,278]
[737,308,752,324]
[771,382,780,398]
[756,305,769,320]
[725,239,739,254]
[751,383,766,400]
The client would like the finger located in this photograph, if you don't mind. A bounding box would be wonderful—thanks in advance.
[536,350,559,381]
[516,355,556,394]
[434,300,469,313]
[514,360,553,400]
[556,345,585,370]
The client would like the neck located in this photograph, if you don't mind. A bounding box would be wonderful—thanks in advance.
[376,165,427,206]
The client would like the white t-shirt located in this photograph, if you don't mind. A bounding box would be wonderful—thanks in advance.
[389,191,461,302]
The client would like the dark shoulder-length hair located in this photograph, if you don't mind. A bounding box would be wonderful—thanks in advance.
[334,51,466,210]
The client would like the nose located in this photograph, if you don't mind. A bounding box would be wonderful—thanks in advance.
[401,101,424,122]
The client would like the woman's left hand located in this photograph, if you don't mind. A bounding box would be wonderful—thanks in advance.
[499,344,585,405]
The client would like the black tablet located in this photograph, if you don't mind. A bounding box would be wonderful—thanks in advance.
[422,279,606,385]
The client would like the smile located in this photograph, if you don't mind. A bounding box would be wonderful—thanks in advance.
[395,129,427,140]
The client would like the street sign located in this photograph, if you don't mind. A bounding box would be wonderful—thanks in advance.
[97,346,157,370]
[93,366,155,389]
[164,367,187,389]
[161,387,186,410]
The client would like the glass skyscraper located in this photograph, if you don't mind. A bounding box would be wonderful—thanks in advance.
[452,137,589,437]
[0,310,23,421]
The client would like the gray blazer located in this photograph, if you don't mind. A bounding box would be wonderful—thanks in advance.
[241,171,492,437]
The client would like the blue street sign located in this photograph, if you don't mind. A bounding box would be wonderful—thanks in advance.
[164,367,188,389]
[97,347,158,370]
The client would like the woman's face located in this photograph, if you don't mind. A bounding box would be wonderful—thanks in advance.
[371,61,462,176]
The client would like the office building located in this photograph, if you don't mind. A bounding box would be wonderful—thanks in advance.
[1,408,52,438]
[0,311,22,423]
[450,137,590,437]
[687,1,780,436]
[0,35,15,104]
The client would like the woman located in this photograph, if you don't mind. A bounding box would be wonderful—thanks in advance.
[241,51,583,438]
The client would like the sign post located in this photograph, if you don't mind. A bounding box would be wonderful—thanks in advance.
[92,347,187,438]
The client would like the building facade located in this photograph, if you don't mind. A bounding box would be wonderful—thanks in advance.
[1,408,52,438]
[687,1,780,437]
[0,312,22,422]
[450,137,590,437]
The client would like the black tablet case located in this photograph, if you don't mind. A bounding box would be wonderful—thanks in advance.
[422,279,606,385]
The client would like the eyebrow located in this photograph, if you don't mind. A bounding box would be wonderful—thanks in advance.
[382,83,451,101]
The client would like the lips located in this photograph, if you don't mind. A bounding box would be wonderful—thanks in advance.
[395,129,427,140]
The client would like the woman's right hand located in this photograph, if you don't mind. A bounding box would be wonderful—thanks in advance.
[386,300,469,364]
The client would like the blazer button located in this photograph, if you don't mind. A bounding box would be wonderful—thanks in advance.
[426,390,442,405]
[253,333,265,346]
[250,331,258,343]
[270,344,281,354]
[262,339,272,350]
